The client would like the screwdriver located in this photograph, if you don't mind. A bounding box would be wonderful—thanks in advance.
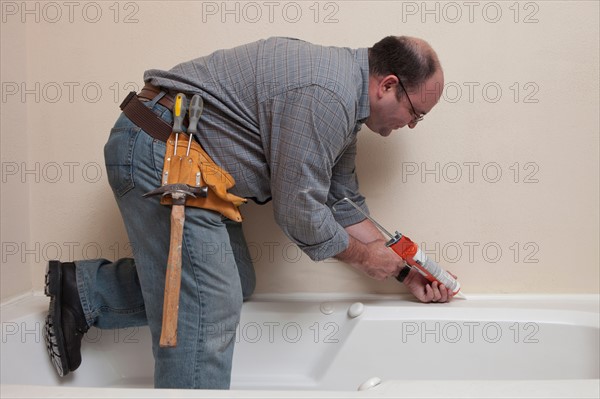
[172,93,188,156]
[185,94,204,156]
[333,197,461,295]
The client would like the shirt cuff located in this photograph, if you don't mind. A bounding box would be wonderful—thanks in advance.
[299,227,350,262]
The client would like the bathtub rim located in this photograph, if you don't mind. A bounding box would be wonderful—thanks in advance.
[3,289,600,306]
[3,290,599,328]
[2,379,600,399]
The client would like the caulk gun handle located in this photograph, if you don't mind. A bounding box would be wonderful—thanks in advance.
[172,93,188,134]
[187,94,204,135]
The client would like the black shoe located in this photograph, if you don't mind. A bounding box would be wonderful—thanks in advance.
[43,260,90,377]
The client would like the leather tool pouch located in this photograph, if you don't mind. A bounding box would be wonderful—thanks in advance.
[161,133,246,222]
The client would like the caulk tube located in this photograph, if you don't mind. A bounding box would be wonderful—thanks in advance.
[387,233,461,294]
[409,248,461,294]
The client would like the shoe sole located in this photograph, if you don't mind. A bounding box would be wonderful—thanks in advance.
[43,261,69,377]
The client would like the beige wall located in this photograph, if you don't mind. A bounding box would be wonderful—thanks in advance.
[1,1,598,301]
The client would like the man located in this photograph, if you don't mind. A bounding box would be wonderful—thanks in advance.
[43,36,452,389]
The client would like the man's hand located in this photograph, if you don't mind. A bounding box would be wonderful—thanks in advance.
[361,239,404,280]
[337,218,458,303]
[402,267,455,303]
[335,237,403,280]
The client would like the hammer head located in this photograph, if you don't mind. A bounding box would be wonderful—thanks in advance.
[143,184,208,205]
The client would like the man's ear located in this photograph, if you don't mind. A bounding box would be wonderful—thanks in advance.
[379,75,399,96]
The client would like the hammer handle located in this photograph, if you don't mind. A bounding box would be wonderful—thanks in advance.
[159,204,185,347]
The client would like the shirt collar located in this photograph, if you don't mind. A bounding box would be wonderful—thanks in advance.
[354,47,370,123]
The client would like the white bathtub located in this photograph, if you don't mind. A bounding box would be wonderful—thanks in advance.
[1,293,598,398]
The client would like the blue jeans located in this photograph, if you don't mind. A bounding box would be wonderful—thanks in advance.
[75,94,255,389]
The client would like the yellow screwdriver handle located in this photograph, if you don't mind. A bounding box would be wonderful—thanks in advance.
[172,93,187,134]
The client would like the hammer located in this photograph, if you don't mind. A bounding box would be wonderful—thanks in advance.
[143,93,207,347]
[144,183,208,347]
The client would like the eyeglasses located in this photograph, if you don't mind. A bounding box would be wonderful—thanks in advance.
[396,76,424,124]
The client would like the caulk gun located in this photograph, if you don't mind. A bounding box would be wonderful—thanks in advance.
[333,197,461,295]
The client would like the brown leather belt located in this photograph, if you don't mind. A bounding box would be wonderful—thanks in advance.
[137,83,176,110]
[119,83,178,143]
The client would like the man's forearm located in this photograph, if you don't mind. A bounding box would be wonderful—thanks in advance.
[334,234,369,267]
[334,228,402,280]
[334,219,380,271]
[335,218,387,270]
[344,218,386,243]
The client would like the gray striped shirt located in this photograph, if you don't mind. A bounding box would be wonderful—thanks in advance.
[145,37,370,261]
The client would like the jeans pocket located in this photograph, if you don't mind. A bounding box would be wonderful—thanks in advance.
[104,124,140,197]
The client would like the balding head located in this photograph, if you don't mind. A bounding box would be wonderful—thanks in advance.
[368,36,442,100]
[365,36,444,135]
